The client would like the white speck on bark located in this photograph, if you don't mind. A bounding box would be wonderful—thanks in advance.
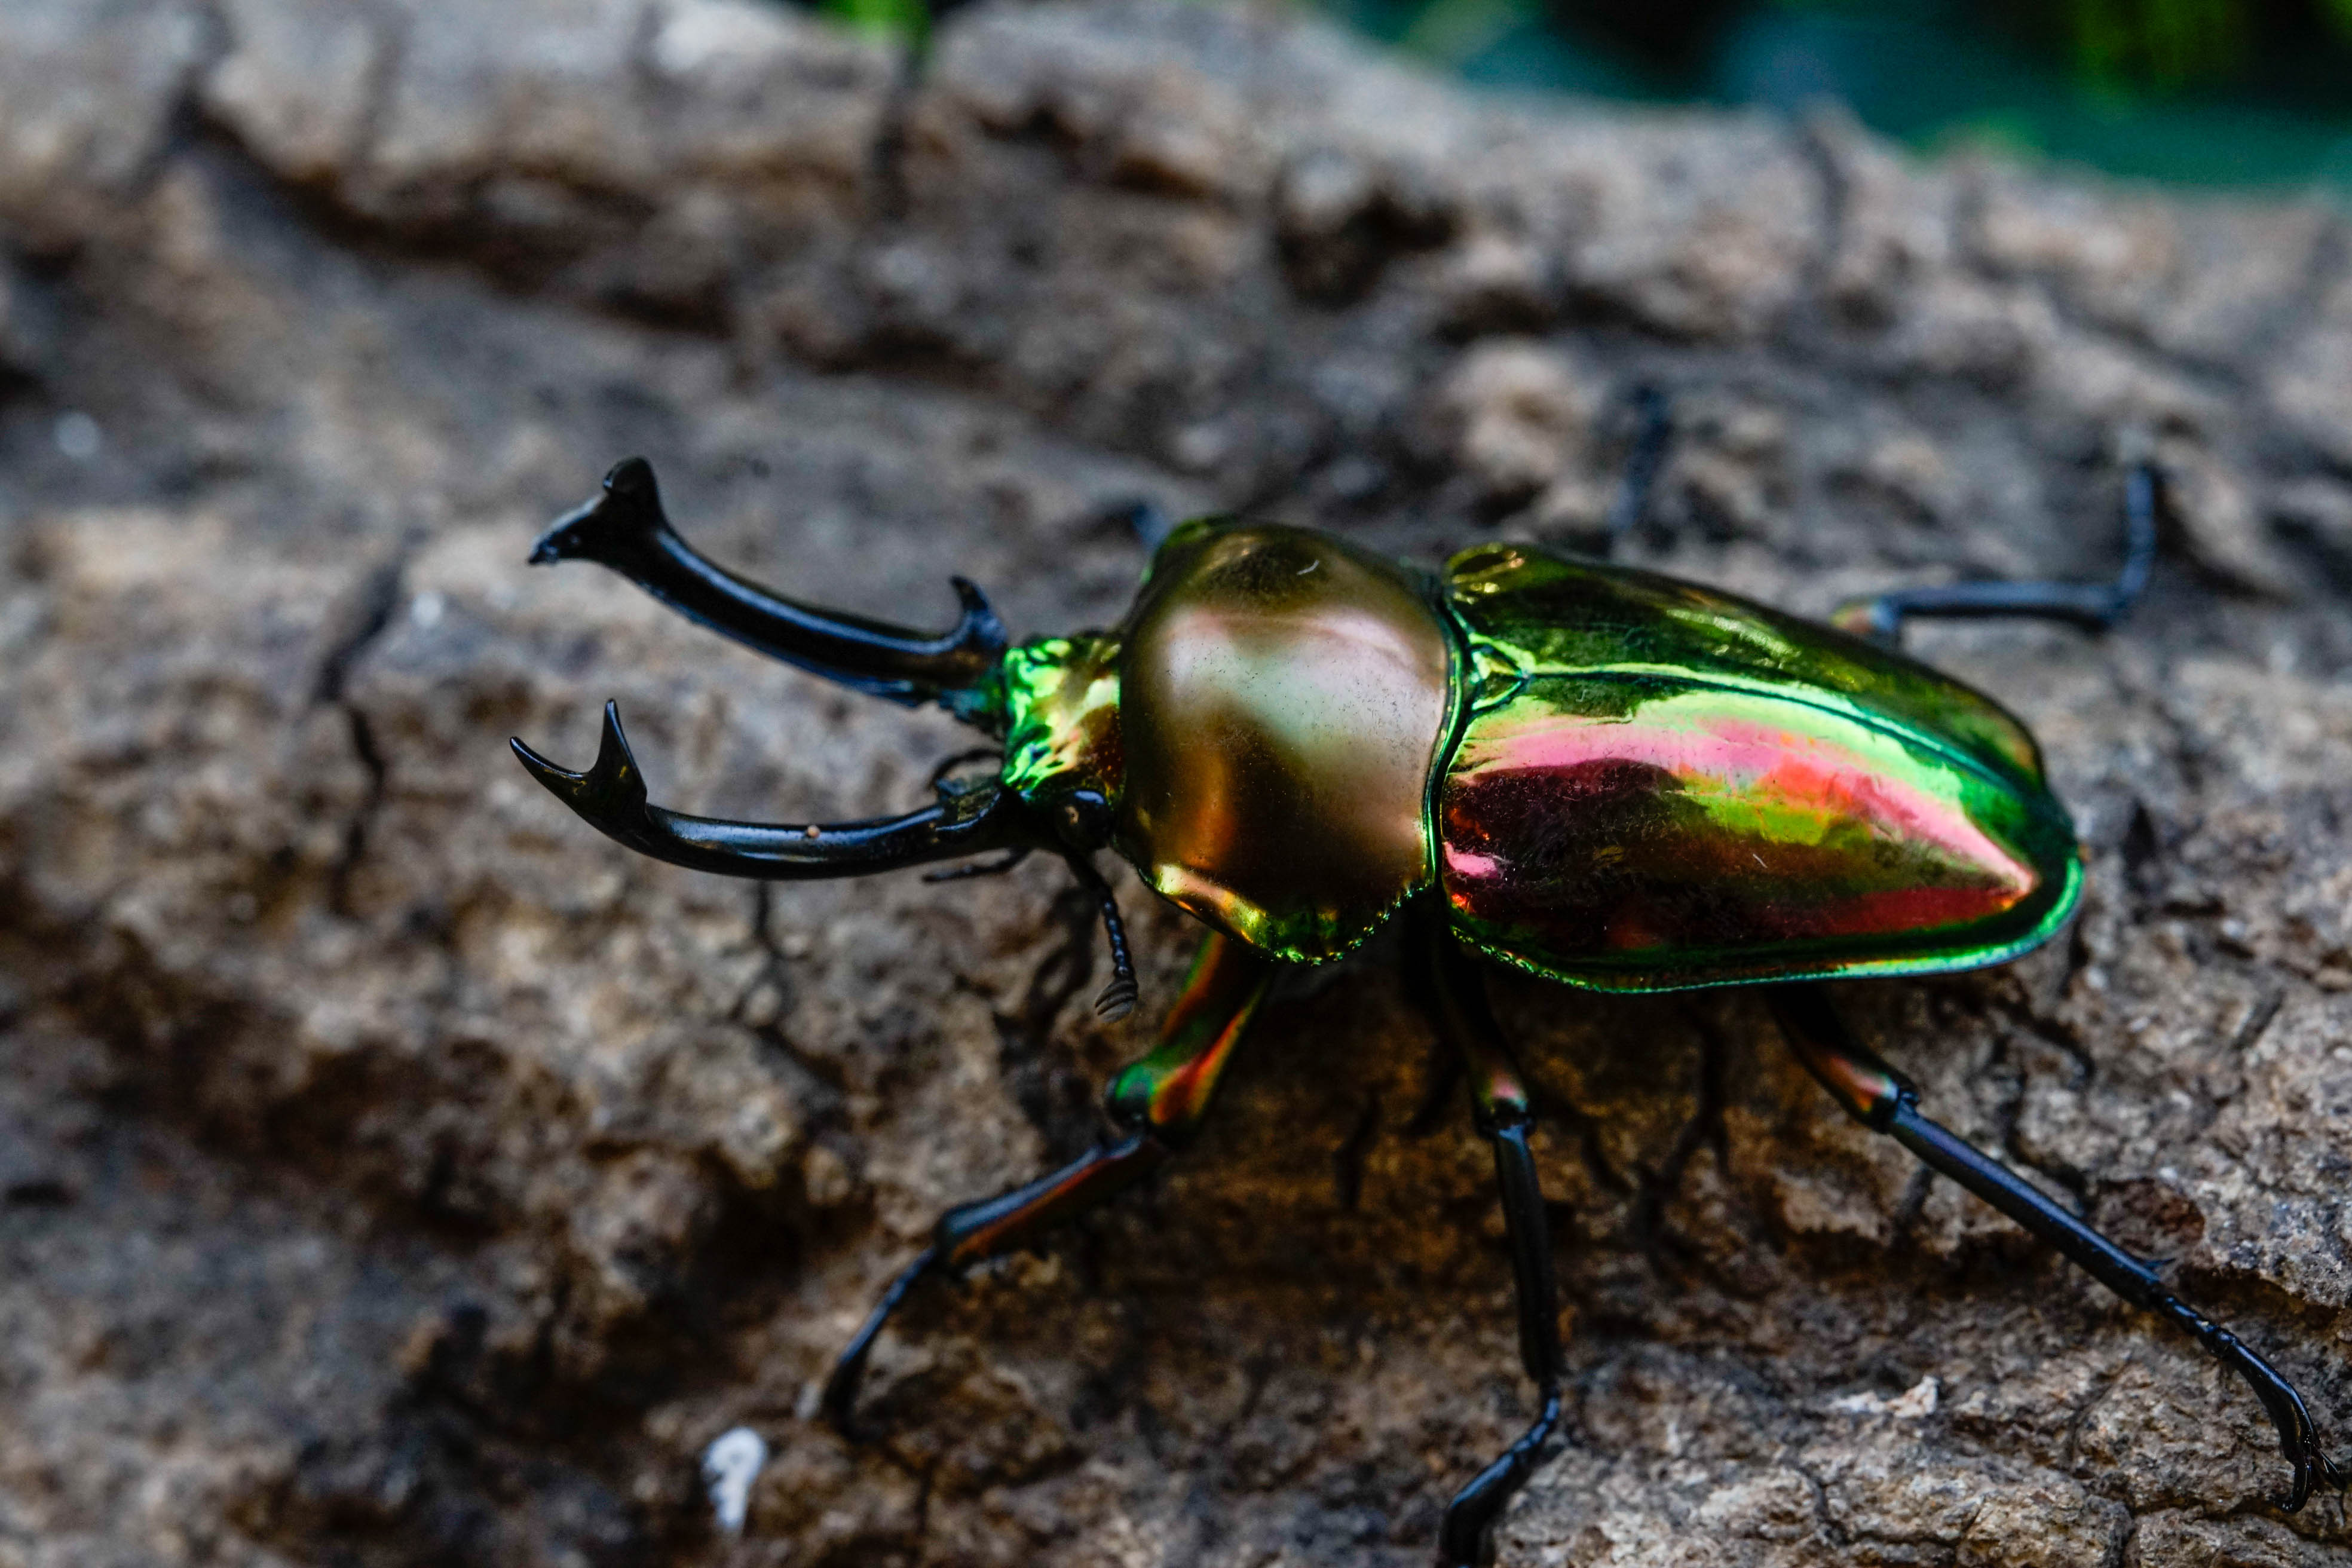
[1828,1376,1939,1419]
[53,411,100,461]
[702,1427,768,1536]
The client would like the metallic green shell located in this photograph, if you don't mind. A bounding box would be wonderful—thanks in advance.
[1000,531,2084,986]
[1435,544,2084,991]
[1001,633,1122,807]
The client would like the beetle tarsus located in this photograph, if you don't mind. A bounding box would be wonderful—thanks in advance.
[2182,1309,2348,1512]
[2282,1419,2348,1515]
[1437,1388,1563,1568]
[822,1245,940,1439]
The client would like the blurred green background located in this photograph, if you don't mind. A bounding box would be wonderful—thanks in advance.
[824,0,2352,191]
[1335,0,2352,188]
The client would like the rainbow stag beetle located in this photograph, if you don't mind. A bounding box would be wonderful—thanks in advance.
[511,436,2345,1567]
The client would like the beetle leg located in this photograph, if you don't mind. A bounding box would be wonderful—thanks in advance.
[1602,383,1674,553]
[1411,912,1566,1568]
[1770,982,2349,1514]
[821,931,1274,1437]
[1830,461,2158,645]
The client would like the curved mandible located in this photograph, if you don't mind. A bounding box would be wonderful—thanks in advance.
[530,458,1008,709]
[511,702,1035,878]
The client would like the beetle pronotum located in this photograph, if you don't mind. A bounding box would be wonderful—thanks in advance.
[512,418,2339,1566]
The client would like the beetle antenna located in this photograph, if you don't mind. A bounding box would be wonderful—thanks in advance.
[1062,853,1140,1022]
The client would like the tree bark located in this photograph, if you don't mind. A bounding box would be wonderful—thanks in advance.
[4,1,2352,1563]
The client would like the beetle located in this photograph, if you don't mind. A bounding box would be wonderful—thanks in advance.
[511,426,2344,1566]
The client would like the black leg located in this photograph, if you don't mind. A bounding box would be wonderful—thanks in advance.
[1770,982,2347,1513]
[1831,463,2158,646]
[1411,909,1566,1567]
[1602,384,1674,554]
[821,932,1274,1434]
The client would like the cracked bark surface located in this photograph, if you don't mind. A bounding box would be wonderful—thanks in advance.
[6,0,2352,1563]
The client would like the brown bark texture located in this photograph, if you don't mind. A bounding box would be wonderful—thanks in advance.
[7,1,2352,1564]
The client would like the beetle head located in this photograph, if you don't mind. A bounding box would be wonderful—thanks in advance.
[997,631,1124,844]
[519,460,1146,1018]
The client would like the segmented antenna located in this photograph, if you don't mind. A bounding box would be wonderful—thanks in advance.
[1063,855,1139,1022]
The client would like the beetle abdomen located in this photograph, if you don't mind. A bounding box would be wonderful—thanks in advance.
[1438,546,2081,990]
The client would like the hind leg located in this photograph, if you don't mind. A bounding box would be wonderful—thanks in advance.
[1594,396,2158,649]
[1771,981,2347,1512]
[1830,463,2158,645]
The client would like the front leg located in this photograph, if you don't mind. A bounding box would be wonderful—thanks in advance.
[1410,908,1566,1567]
[823,930,1275,1433]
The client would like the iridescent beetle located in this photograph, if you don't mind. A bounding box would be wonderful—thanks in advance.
[512,425,2344,1566]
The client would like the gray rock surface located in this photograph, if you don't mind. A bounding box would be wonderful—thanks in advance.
[5,1,2352,1563]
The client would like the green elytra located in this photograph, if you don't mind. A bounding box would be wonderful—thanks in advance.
[512,451,2341,1568]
